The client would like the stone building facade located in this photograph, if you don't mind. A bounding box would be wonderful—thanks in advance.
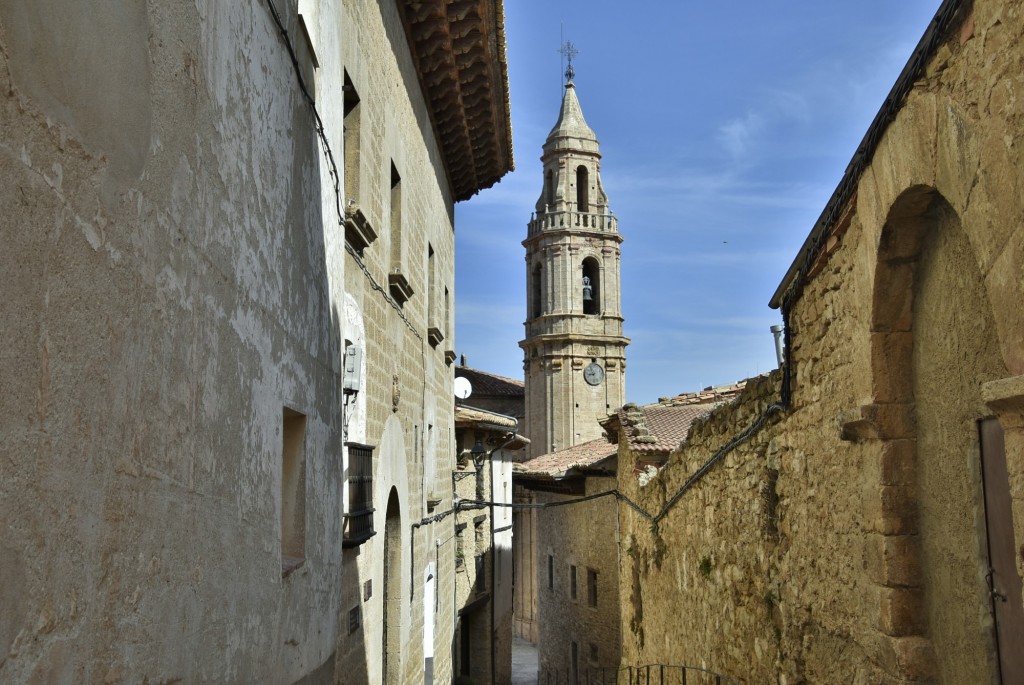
[515,440,622,682]
[614,0,1024,682]
[452,406,527,685]
[0,1,511,683]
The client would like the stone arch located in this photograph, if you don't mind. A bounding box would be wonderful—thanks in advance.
[576,165,589,212]
[382,487,402,684]
[869,185,1005,682]
[372,415,409,683]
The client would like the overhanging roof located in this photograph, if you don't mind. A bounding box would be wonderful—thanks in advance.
[397,0,514,201]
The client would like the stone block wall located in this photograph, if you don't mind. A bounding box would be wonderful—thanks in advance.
[535,474,621,680]
[617,1,1024,682]
[334,0,461,682]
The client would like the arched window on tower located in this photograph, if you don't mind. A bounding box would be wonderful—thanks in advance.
[576,165,589,212]
[532,263,544,319]
[582,257,600,315]
[545,169,554,208]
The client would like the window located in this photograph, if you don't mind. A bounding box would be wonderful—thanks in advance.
[427,245,443,347]
[281,408,307,575]
[388,162,413,304]
[544,169,554,208]
[343,72,361,203]
[576,165,589,211]
[531,263,543,319]
[456,523,467,569]
[570,565,577,600]
[582,257,600,315]
[587,568,598,607]
[343,442,376,547]
[348,605,361,634]
[589,643,599,663]
[444,286,451,342]
[548,554,554,591]
[343,74,376,252]
[475,554,486,593]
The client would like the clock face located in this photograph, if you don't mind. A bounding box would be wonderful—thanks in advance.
[583,362,604,386]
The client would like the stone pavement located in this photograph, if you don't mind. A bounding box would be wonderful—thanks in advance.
[511,635,538,685]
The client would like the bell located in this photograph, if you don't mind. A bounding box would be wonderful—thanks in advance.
[582,289,592,302]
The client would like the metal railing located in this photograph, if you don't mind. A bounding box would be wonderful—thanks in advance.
[538,664,741,685]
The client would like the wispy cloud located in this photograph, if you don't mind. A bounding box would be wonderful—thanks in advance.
[718,110,765,158]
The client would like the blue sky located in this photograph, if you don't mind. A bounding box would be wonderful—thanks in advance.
[454,0,942,405]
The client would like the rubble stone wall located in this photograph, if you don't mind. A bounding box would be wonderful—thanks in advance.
[618,1,1024,682]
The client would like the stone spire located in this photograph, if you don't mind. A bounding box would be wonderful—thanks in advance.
[543,78,599,156]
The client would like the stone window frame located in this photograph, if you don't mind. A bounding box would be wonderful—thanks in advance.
[586,567,598,608]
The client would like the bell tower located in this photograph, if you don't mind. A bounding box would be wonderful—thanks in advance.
[520,56,628,457]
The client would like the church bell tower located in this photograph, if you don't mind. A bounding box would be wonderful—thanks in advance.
[520,57,629,457]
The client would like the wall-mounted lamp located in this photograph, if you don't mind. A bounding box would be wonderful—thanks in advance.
[470,436,487,472]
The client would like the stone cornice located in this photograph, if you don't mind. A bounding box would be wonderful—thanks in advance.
[397,0,514,201]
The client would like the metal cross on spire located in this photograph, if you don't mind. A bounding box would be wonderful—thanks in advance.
[559,40,578,83]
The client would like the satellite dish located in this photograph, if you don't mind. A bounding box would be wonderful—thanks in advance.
[454,377,473,401]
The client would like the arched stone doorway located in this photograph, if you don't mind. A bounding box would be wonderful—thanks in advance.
[382,487,402,683]
[869,186,1007,682]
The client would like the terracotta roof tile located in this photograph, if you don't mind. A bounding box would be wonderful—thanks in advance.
[454,405,518,429]
[455,366,524,397]
[515,438,615,478]
[609,381,748,456]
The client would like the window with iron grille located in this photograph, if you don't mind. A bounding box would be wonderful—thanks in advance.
[343,442,376,547]
[348,605,361,634]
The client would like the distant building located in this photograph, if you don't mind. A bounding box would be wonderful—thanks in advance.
[515,440,620,682]
[520,66,628,459]
[452,406,527,685]
[513,65,628,669]
[455,363,526,431]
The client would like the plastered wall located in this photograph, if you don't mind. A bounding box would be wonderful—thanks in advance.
[1,1,348,681]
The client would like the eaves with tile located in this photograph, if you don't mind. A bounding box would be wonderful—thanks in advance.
[397,0,514,201]
[601,382,747,475]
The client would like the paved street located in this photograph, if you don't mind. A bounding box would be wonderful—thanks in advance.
[511,635,538,685]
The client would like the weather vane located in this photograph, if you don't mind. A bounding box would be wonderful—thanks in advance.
[559,40,578,83]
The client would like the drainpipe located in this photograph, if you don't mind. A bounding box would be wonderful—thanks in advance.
[770,324,785,368]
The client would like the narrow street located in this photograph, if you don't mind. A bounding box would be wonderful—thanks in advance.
[511,636,538,685]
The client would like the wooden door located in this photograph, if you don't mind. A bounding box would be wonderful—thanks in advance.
[980,418,1024,683]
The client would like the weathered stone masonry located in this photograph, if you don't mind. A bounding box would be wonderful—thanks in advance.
[617,1,1024,683]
